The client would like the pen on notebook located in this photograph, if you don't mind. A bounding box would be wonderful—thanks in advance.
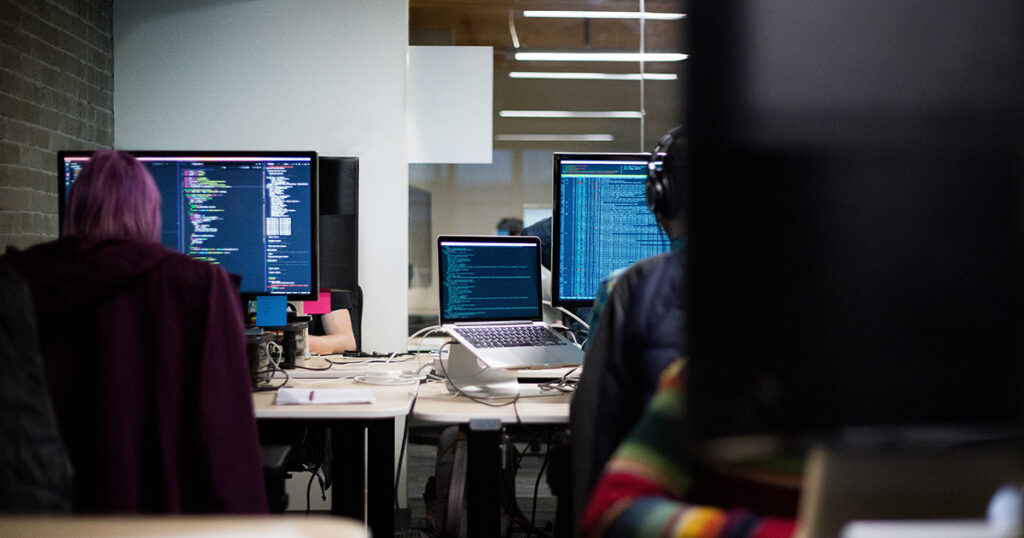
[309,390,314,401]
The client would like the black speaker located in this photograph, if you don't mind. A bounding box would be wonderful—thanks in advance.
[318,157,359,291]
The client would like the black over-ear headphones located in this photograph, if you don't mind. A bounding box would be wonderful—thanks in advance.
[646,125,685,221]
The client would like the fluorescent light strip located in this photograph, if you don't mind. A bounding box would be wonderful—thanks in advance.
[523,10,686,20]
[510,71,677,81]
[499,110,642,119]
[515,52,687,62]
[495,134,615,142]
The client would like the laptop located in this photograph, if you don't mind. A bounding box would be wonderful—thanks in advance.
[437,235,584,369]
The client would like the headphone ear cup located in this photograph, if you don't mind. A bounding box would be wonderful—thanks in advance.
[645,169,662,216]
[656,170,676,220]
[647,172,676,220]
[647,125,684,221]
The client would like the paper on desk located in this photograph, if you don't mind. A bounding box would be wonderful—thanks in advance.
[275,387,375,405]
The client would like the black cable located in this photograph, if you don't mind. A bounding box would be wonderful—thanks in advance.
[305,456,321,515]
[527,436,552,538]
[294,363,334,371]
[515,432,545,471]
[252,366,290,392]
[538,365,580,394]
[394,392,418,536]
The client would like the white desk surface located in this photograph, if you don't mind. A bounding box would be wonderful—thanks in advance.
[0,515,367,537]
[411,380,572,424]
[253,360,419,419]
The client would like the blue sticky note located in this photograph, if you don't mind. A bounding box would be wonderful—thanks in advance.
[255,295,287,327]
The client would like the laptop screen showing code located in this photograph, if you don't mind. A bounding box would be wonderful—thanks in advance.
[438,237,543,323]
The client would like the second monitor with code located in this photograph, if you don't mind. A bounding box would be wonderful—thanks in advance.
[551,153,670,307]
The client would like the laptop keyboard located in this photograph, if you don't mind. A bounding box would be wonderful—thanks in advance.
[454,325,566,348]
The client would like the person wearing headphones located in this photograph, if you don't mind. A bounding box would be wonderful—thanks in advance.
[573,129,803,537]
[569,126,690,530]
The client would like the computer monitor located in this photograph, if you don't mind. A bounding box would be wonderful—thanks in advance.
[58,151,319,300]
[685,1,1024,449]
[551,153,669,307]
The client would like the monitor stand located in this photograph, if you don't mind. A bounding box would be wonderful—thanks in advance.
[796,443,1024,537]
[441,343,520,398]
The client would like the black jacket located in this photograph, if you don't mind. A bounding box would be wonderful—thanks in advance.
[0,258,73,513]
[570,248,687,528]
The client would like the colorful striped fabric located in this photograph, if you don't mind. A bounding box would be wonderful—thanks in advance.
[580,360,799,538]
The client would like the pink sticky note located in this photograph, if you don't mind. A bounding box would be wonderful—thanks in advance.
[303,289,333,314]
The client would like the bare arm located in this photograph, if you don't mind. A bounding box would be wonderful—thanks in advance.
[307,308,356,354]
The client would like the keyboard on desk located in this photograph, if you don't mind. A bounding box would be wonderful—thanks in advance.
[453,325,566,348]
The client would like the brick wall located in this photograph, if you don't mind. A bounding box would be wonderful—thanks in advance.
[0,0,113,251]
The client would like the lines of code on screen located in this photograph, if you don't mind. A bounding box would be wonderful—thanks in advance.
[557,160,669,302]
[63,156,314,296]
[440,242,541,321]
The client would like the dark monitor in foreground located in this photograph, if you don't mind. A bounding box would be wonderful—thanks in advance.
[686,1,1024,449]
[551,153,669,307]
[59,151,319,300]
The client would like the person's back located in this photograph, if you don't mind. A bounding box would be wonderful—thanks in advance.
[569,127,689,528]
[6,237,266,512]
[3,150,266,513]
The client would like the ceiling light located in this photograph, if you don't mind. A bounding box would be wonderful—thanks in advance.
[523,10,686,21]
[515,52,687,62]
[509,71,677,81]
[499,110,642,119]
[495,134,615,142]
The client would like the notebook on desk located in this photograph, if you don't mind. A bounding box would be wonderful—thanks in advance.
[437,235,583,370]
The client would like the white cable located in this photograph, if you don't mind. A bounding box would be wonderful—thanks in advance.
[364,325,443,381]
[266,341,284,369]
[353,374,421,386]
[542,300,591,331]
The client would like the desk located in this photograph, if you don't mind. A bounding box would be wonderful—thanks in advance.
[412,381,573,536]
[0,515,367,537]
[253,358,419,537]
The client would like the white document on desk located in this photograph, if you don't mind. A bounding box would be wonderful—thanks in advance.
[275,387,376,405]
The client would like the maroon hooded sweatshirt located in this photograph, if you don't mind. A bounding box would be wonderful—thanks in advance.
[4,237,267,514]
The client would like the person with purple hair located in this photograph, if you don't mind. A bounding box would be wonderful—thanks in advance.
[3,150,268,514]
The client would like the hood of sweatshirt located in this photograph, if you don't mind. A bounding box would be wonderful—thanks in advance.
[4,237,176,316]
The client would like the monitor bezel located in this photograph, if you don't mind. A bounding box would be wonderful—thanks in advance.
[550,151,655,308]
[57,150,320,301]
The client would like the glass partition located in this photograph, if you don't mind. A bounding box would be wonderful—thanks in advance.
[408,0,686,321]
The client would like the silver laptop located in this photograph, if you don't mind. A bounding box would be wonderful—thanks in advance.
[437,235,584,369]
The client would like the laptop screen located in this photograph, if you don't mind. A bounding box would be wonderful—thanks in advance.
[438,236,544,324]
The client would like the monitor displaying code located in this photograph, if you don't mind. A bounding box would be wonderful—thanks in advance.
[552,153,669,306]
[59,152,318,299]
[438,237,542,323]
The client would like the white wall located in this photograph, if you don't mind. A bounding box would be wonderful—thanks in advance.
[114,0,409,351]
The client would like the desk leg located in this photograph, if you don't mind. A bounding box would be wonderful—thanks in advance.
[367,419,395,537]
[465,422,502,537]
[332,423,364,520]
[330,421,395,537]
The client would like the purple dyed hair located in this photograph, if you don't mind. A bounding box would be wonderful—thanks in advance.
[62,150,162,242]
